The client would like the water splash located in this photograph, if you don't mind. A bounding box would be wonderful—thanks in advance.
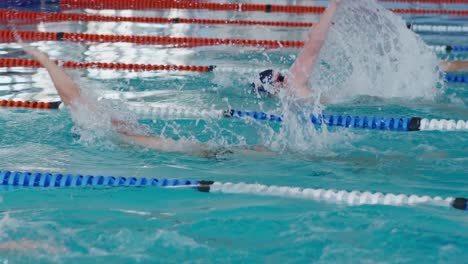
[311,0,443,102]
[271,94,354,155]
[271,0,445,153]
[0,214,20,241]
[67,86,150,149]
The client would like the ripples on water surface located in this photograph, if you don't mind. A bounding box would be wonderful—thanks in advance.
[0,0,467,263]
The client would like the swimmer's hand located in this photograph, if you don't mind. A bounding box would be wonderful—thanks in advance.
[18,41,49,63]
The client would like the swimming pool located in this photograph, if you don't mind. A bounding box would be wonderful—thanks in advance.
[0,0,467,262]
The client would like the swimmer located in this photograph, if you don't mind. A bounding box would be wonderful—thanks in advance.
[10,0,383,158]
[19,41,270,158]
[19,37,278,158]
[251,0,468,99]
[16,0,464,157]
[251,0,342,100]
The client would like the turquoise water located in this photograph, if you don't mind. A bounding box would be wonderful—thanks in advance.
[1,0,468,263]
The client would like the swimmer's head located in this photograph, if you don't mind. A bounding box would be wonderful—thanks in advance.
[251,69,285,97]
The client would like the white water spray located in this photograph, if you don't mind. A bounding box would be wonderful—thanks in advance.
[275,0,444,153]
[311,0,443,101]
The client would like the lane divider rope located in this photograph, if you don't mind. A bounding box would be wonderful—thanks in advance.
[1,31,467,53]
[0,100,60,109]
[378,0,468,3]
[431,45,468,53]
[0,170,466,211]
[4,11,468,34]
[0,10,314,28]
[127,105,468,131]
[1,100,466,131]
[0,58,466,84]
[0,58,214,72]
[408,23,468,33]
[221,109,468,131]
[58,0,468,16]
[59,0,326,13]
[0,30,303,48]
[444,74,468,83]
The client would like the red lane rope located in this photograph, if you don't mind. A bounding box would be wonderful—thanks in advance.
[0,58,213,72]
[379,0,468,3]
[0,30,304,48]
[0,10,313,28]
[392,9,468,15]
[0,100,60,109]
[60,1,325,13]
[59,0,468,15]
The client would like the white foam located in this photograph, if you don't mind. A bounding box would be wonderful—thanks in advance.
[271,0,444,153]
[311,0,443,101]
[0,214,20,241]
[67,88,150,148]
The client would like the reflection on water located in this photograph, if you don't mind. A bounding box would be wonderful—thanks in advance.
[0,1,467,262]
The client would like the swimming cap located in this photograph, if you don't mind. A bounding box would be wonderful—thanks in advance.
[251,69,284,95]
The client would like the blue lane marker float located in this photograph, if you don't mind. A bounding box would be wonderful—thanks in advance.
[445,74,468,83]
[224,109,421,131]
[1,102,467,131]
[0,170,199,188]
[451,46,468,53]
[0,170,466,211]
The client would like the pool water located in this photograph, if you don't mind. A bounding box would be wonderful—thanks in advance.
[0,0,467,263]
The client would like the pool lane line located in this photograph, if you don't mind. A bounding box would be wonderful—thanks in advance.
[317,0,468,3]
[1,100,467,131]
[0,10,314,28]
[444,74,468,83]
[0,170,466,211]
[58,0,468,16]
[3,10,468,34]
[1,31,467,53]
[0,58,467,84]
[0,100,60,109]
[0,58,214,73]
[58,1,326,14]
[408,24,468,33]
[128,106,468,132]
[0,30,304,49]
[379,0,468,3]
[221,110,468,131]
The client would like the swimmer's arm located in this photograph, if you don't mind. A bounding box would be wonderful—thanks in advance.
[19,42,81,106]
[441,61,468,72]
[109,118,179,151]
[289,0,340,98]
[117,127,273,157]
[113,121,210,156]
[119,133,178,151]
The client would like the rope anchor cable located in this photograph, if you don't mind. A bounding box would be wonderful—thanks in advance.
[0,170,466,211]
